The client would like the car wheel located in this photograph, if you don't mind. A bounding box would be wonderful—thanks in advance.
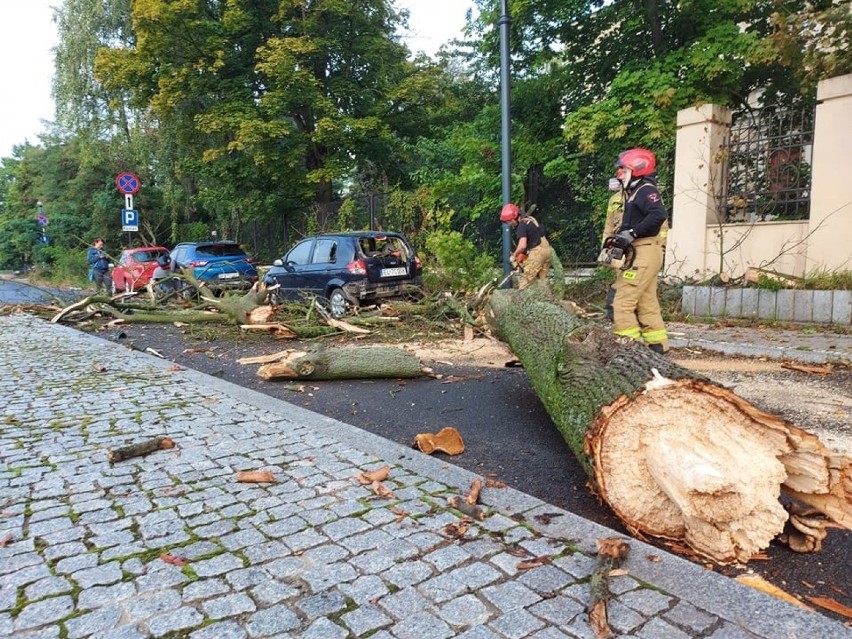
[328,288,352,318]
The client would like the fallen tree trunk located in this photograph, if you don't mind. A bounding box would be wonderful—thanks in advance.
[256,345,427,380]
[486,285,852,563]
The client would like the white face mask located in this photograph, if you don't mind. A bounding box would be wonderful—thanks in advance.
[608,178,622,192]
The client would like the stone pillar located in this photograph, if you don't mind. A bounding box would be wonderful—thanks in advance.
[667,104,731,280]
[805,73,852,273]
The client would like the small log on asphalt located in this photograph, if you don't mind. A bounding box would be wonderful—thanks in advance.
[256,345,426,380]
[239,324,297,339]
[486,285,852,563]
[106,437,175,464]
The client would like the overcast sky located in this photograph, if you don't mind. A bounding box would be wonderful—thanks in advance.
[0,0,475,160]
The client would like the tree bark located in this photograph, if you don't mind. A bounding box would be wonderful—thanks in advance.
[486,285,852,563]
[256,345,426,381]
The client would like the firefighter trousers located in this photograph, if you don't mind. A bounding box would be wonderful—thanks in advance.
[518,238,552,290]
[612,236,668,351]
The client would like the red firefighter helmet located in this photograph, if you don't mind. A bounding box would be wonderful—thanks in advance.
[615,148,656,177]
[500,203,520,223]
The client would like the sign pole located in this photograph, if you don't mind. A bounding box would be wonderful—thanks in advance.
[125,194,133,247]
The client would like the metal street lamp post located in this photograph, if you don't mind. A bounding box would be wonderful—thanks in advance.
[499,0,513,282]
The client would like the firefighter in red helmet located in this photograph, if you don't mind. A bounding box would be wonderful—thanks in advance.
[608,148,669,354]
[500,203,552,289]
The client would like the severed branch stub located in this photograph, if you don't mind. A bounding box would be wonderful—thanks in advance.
[106,437,175,464]
[447,478,485,520]
[588,537,631,639]
[236,470,277,483]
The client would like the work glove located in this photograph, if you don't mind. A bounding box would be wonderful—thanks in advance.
[613,229,635,249]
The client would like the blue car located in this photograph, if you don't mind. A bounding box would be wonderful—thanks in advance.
[263,231,423,317]
[169,241,258,293]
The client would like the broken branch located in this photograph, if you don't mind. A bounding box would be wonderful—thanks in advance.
[106,437,175,464]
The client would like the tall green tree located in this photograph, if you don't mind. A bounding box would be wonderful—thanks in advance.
[94,0,454,234]
[54,0,135,141]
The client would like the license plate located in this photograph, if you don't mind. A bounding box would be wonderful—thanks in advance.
[218,272,239,279]
[380,267,407,277]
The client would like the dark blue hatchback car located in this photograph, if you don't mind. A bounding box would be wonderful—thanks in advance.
[169,241,258,293]
[262,231,423,317]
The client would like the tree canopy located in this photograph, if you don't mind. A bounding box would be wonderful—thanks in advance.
[1,0,849,272]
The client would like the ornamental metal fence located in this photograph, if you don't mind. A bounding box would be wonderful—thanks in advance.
[724,100,815,223]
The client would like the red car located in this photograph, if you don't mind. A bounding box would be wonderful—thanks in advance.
[111,246,171,293]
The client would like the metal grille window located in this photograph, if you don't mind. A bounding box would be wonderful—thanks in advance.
[725,102,815,222]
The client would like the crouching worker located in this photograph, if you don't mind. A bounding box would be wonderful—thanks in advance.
[609,148,669,354]
[500,203,552,290]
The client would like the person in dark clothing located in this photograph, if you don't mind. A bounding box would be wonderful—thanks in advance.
[500,203,552,289]
[608,148,669,354]
[87,238,112,294]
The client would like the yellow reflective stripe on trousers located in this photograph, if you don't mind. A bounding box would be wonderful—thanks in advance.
[642,329,668,344]
[614,327,642,340]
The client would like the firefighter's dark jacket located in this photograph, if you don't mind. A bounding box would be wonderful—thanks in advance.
[620,176,667,239]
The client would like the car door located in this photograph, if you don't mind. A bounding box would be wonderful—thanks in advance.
[301,238,339,297]
[274,239,314,299]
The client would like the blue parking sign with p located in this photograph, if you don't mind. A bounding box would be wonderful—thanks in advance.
[122,209,139,231]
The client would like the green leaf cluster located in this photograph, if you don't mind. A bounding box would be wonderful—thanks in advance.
[1,0,848,276]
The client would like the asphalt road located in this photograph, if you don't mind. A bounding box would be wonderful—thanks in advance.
[93,321,852,625]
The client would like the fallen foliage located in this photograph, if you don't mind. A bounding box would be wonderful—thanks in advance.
[413,426,465,455]
[735,573,812,610]
[160,553,189,567]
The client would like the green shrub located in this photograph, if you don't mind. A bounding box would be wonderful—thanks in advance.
[755,272,784,291]
[422,230,495,293]
[35,245,90,286]
[800,269,852,291]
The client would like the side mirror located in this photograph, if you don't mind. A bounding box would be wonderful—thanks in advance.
[273,259,284,267]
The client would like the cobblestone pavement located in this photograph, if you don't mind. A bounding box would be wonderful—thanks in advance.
[1,314,849,639]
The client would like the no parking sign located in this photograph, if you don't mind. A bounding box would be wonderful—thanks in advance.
[115,171,140,195]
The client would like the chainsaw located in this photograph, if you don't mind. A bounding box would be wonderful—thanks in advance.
[597,239,635,270]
